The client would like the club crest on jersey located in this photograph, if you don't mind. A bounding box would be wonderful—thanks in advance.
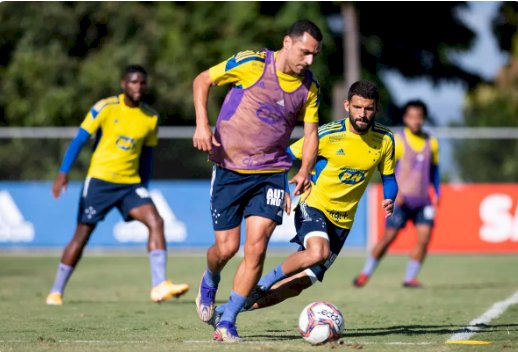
[116,135,136,151]
[338,167,366,185]
[266,188,285,207]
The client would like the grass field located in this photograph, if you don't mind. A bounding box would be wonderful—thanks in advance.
[0,253,517,351]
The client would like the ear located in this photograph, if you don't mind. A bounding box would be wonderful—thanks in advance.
[283,35,292,50]
[120,80,125,90]
[343,100,350,113]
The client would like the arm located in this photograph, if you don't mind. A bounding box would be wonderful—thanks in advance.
[381,174,398,218]
[52,128,90,199]
[139,146,154,188]
[289,122,318,197]
[192,70,220,152]
[430,163,440,206]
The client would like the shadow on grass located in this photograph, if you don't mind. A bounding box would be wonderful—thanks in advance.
[344,323,518,337]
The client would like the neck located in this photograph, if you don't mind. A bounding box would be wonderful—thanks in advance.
[275,49,294,75]
[123,94,139,108]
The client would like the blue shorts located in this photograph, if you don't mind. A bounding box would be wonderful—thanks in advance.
[77,177,154,224]
[290,204,350,282]
[210,165,287,231]
[385,204,435,229]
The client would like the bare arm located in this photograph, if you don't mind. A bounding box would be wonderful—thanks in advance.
[289,122,318,197]
[192,70,220,152]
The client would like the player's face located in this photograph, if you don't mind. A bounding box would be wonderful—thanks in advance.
[283,32,321,75]
[403,106,425,134]
[121,72,147,106]
[344,95,377,134]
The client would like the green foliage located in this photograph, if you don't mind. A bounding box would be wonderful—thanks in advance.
[0,2,493,180]
[453,33,518,182]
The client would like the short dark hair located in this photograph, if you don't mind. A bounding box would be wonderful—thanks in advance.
[347,80,379,103]
[122,64,147,79]
[287,19,323,42]
[403,99,428,118]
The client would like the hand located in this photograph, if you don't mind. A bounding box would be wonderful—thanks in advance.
[284,191,292,216]
[289,170,312,199]
[52,172,68,199]
[193,123,220,152]
[381,199,394,218]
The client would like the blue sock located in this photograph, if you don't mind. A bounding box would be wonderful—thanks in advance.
[220,291,246,325]
[258,264,286,290]
[204,267,220,288]
[404,259,422,282]
[215,304,226,314]
[149,249,167,287]
[50,263,74,295]
[362,256,379,276]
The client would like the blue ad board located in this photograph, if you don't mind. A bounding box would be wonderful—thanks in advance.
[0,181,367,249]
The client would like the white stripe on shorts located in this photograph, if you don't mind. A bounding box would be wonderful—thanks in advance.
[82,177,92,198]
[304,268,318,284]
[303,231,329,248]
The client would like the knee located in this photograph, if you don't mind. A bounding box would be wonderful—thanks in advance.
[244,241,268,263]
[308,246,329,266]
[147,214,164,231]
[216,242,239,261]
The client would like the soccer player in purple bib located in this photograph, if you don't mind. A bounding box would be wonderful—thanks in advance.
[192,20,322,342]
[353,100,440,288]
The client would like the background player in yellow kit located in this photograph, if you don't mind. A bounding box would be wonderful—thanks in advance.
[213,80,397,316]
[46,65,189,305]
[353,100,440,288]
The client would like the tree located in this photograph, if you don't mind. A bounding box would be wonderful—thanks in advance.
[453,2,518,182]
[0,2,484,179]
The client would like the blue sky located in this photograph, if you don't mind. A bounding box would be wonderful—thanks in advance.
[381,1,508,126]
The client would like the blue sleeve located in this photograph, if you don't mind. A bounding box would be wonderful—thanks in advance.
[286,147,298,161]
[431,164,440,199]
[139,146,154,187]
[59,128,90,173]
[381,174,398,202]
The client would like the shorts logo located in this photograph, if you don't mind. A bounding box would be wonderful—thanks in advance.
[266,188,285,207]
[338,167,366,185]
[84,206,97,219]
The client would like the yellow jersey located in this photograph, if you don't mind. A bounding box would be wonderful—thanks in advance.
[80,94,159,184]
[395,127,439,165]
[209,50,320,123]
[289,118,396,229]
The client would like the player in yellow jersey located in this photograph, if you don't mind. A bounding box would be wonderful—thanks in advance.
[212,80,398,318]
[46,65,188,306]
[353,100,440,288]
[193,20,322,342]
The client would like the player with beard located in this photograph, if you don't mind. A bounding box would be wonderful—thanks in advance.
[212,80,398,317]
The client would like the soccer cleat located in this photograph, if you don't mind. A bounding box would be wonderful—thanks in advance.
[352,273,370,287]
[213,321,241,343]
[403,279,423,288]
[195,273,218,322]
[242,285,266,311]
[209,307,223,330]
[150,280,189,302]
[46,292,63,306]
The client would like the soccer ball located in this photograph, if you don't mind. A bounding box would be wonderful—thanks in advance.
[298,301,344,345]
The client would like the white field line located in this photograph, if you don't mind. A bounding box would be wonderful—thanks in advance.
[448,289,518,342]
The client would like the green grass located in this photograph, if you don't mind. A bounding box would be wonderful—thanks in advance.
[0,253,517,351]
